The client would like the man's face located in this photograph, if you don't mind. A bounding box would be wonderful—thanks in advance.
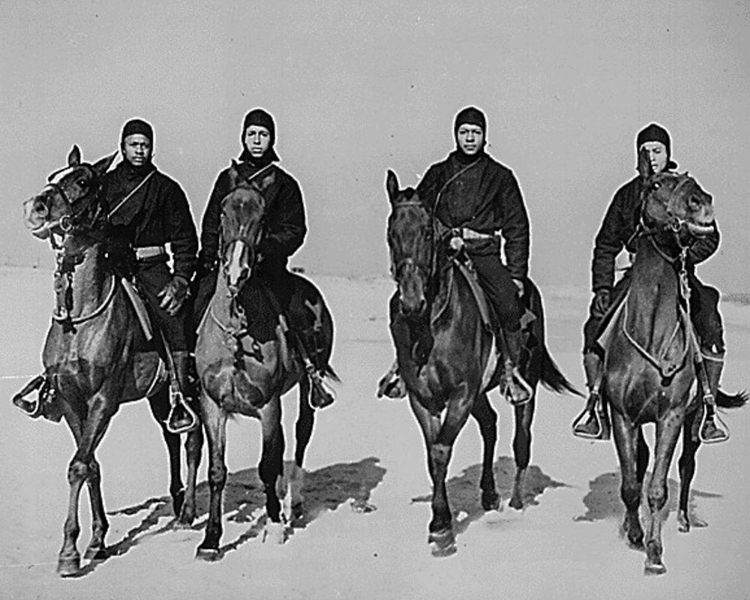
[639,141,668,175]
[244,125,271,159]
[121,134,152,167]
[456,124,484,156]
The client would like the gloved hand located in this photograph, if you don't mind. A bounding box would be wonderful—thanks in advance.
[158,275,190,316]
[592,288,611,319]
[512,278,524,297]
[449,236,465,253]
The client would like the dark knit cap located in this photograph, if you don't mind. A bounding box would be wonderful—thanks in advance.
[636,123,671,155]
[121,118,154,143]
[242,108,276,145]
[454,106,487,135]
[636,122,677,170]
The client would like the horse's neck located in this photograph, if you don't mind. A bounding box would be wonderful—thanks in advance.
[626,236,683,341]
[57,241,111,316]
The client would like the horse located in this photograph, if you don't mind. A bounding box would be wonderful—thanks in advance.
[384,170,580,555]
[194,161,338,559]
[19,146,202,576]
[599,170,747,575]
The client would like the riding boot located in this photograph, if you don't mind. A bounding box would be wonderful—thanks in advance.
[499,328,532,405]
[295,328,336,409]
[166,350,200,435]
[699,352,729,444]
[572,351,611,440]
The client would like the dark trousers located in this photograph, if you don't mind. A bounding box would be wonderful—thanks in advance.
[470,253,522,332]
[582,271,724,354]
[134,259,192,351]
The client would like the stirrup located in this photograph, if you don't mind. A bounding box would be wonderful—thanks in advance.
[502,366,533,406]
[307,366,336,409]
[12,375,46,419]
[165,388,199,435]
[699,402,729,445]
[571,408,609,440]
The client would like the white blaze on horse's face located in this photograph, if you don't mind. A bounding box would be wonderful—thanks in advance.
[224,240,250,295]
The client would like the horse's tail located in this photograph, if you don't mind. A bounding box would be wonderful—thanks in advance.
[540,345,583,397]
[716,389,749,409]
[323,363,341,383]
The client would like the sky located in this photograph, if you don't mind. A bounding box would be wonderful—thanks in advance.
[1,0,749,293]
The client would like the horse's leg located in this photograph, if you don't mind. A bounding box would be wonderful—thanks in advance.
[259,395,286,544]
[146,387,187,517]
[470,392,499,511]
[196,396,228,560]
[179,425,204,527]
[643,411,684,575]
[611,410,644,550]
[677,411,705,532]
[289,377,313,519]
[60,396,115,576]
[510,390,537,510]
[414,385,473,556]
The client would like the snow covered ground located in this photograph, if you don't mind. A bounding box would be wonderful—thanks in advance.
[1,267,749,599]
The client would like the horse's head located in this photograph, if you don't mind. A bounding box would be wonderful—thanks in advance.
[385,170,434,318]
[23,146,116,241]
[641,171,716,249]
[220,161,275,296]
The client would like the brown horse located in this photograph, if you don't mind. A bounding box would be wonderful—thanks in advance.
[599,171,746,575]
[195,162,337,559]
[384,170,579,556]
[19,146,202,576]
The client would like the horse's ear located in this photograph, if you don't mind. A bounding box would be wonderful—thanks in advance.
[68,145,81,167]
[386,170,399,203]
[92,152,117,177]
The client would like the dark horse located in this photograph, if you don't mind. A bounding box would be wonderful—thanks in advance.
[384,170,579,555]
[19,146,202,576]
[599,171,747,575]
[195,162,338,559]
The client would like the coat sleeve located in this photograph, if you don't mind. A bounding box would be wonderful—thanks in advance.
[165,181,198,281]
[197,170,229,271]
[591,189,626,292]
[259,175,307,260]
[499,171,530,279]
[688,222,720,266]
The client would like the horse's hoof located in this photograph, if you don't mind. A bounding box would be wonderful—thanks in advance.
[263,522,287,545]
[173,517,194,530]
[481,490,500,511]
[57,556,81,577]
[508,495,524,511]
[196,546,221,562]
[428,529,456,558]
[644,560,667,576]
[83,545,108,561]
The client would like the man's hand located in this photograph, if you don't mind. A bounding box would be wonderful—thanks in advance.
[592,288,611,319]
[512,278,524,297]
[449,236,465,252]
[158,275,190,316]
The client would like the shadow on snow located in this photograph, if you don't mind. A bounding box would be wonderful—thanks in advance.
[72,456,385,576]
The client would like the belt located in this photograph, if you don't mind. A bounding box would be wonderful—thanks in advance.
[134,245,167,260]
[455,227,498,241]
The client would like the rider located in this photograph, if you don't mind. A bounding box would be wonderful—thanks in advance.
[193,108,334,408]
[381,106,532,404]
[573,122,728,443]
[102,118,199,434]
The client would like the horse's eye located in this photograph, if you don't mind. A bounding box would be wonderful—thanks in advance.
[652,182,661,190]
[77,179,87,187]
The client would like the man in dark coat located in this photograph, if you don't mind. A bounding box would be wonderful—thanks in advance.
[194,108,334,408]
[381,106,532,404]
[103,118,199,434]
[573,123,727,442]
